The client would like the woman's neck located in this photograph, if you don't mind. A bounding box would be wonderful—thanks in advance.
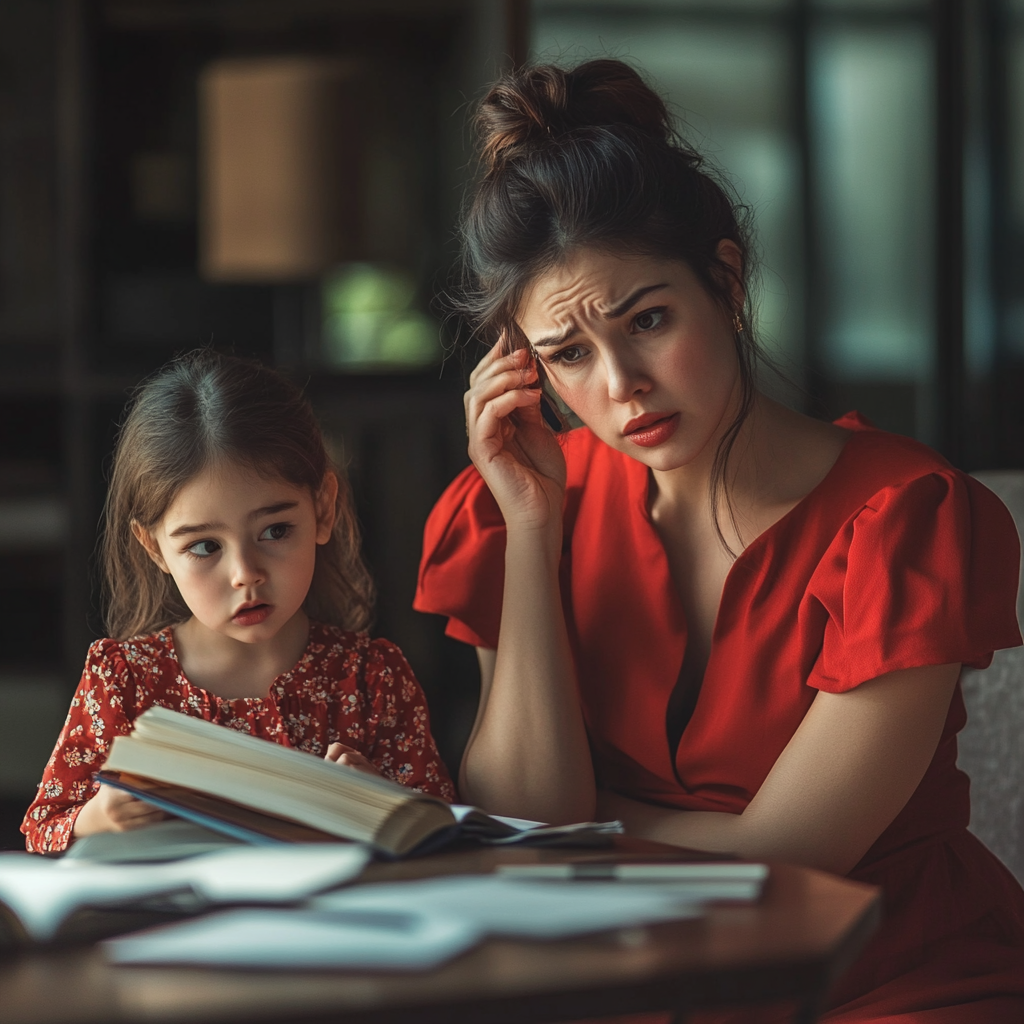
[649,392,849,553]
[171,610,311,700]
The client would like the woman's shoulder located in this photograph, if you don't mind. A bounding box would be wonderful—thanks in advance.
[831,412,960,492]
[817,415,1018,539]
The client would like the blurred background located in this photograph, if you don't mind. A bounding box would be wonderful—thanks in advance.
[0,0,1021,848]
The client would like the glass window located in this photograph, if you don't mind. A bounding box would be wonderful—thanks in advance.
[810,23,935,433]
[1003,28,1024,359]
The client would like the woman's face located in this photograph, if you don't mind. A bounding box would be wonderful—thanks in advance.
[517,246,744,474]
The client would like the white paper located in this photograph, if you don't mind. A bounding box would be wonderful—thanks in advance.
[0,844,369,942]
[105,907,479,970]
[102,874,704,971]
[173,844,370,902]
[0,855,190,941]
[314,875,703,939]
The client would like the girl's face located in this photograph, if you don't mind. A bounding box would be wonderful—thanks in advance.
[135,461,336,645]
[517,246,744,474]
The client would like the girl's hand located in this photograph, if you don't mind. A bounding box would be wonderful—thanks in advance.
[73,785,168,837]
[465,342,567,534]
[325,742,384,779]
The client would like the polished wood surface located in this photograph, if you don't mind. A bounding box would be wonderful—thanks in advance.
[0,840,880,1024]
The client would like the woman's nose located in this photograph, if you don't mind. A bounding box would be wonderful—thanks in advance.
[605,352,651,403]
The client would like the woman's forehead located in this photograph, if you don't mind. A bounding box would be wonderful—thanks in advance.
[518,250,685,331]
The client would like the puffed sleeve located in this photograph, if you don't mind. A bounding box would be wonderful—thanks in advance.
[357,638,456,802]
[21,639,135,852]
[414,464,505,649]
[806,470,1022,693]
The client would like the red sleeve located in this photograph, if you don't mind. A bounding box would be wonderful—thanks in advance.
[414,464,505,649]
[356,639,455,802]
[806,471,1023,693]
[21,640,135,852]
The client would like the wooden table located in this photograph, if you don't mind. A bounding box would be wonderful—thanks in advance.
[0,840,880,1024]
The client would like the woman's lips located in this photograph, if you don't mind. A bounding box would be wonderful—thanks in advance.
[232,603,272,626]
[624,413,680,448]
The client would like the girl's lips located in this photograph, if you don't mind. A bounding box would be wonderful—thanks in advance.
[232,603,272,626]
[624,413,680,449]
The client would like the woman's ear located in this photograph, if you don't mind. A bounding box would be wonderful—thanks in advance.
[315,472,339,544]
[715,239,746,313]
[130,520,170,574]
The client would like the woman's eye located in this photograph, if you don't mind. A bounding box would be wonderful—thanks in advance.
[633,308,665,332]
[260,522,292,542]
[186,540,220,559]
[551,345,585,365]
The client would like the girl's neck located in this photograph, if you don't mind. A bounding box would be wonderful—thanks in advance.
[171,610,312,700]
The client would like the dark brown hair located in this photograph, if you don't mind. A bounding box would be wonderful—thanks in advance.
[457,59,763,548]
[101,350,374,639]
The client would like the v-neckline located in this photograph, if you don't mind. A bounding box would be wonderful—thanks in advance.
[636,426,860,763]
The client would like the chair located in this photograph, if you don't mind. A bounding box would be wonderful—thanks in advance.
[957,471,1024,884]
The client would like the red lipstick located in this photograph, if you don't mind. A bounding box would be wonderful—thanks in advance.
[232,602,272,626]
[623,412,680,449]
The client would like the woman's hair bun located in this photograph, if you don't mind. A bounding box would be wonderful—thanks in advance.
[476,59,673,174]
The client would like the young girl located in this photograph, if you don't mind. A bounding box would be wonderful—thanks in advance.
[415,60,1024,1020]
[23,350,453,852]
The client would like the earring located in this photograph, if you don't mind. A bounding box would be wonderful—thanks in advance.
[732,312,744,334]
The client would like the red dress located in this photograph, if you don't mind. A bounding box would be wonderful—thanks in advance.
[414,414,1024,1022]
[23,621,455,853]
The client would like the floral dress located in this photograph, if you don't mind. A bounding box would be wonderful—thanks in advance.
[22,621,455,852]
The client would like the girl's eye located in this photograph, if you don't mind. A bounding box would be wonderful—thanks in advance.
[186,540,220,559]
[260,522,293,542]
[633,308,665,332]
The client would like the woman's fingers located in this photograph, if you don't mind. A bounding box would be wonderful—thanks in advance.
[473,388,543,455]
[465,364,538,425]
[468,339,528,387]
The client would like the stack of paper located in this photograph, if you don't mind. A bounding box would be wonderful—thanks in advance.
[103,873,730,969]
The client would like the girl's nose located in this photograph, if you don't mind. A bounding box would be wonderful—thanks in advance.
[230,547,266,588]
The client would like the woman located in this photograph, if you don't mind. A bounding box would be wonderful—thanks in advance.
[415,60,1024,1020]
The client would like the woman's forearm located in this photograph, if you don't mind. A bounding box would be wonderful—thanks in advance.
[599,662,961,875]
[460,526,596,823]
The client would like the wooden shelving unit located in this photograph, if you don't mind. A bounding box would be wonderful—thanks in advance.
[0,0,514,848]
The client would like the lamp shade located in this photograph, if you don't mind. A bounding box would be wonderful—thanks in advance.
[199,56,360,281]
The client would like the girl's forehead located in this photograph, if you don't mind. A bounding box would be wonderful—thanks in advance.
[165,461,308,514]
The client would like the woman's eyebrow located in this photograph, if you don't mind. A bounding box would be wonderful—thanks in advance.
[604,283,668,320]
[532,283,669,348]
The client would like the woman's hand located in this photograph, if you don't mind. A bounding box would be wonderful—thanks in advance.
[465,342,567,534]
[325,742,384,779]
[72,785,168,838]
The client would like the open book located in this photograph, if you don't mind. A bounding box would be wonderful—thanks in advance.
[99,707,621,857]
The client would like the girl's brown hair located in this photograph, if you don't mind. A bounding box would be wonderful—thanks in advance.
[101,350,374,639]
[457,59,763,550]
